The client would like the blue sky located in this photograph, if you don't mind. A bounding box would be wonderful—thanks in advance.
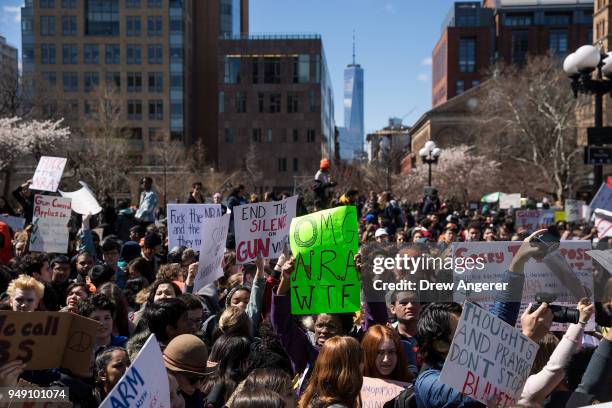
[0,0,457,132]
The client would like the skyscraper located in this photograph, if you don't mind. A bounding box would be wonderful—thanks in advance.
[341,34,364,161]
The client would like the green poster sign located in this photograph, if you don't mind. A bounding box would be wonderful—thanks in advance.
[289,206,360,314]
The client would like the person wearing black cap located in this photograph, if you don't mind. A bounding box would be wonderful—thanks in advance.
[142,232,163,274]
[135,176,158,228]
[89,264,115,289]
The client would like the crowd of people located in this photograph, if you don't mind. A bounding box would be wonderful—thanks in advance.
[0,168,610,408]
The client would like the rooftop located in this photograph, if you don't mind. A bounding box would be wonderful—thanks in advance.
[221,33,321,41]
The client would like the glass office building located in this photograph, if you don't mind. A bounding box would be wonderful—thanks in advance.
[342,62,364,161]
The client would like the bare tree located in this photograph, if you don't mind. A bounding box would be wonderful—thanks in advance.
[473,54,588,201]
[150,138,188,205]
[243,142,263,192]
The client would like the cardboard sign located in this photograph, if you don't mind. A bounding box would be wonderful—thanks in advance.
[234,196,298,264]
[195,213,231,292]
[499,194,521,210]
[0,215,26,231]
[452,241,594,331]
[565,199,585,223]
[167,204,222,249]
[0,311,98,377]
[289,206,359,314]
[439,302,539,407]
[589,182,612,212]
[30,195,72,254]
[360,377,409,408]
[59,181,102,215]
[515,210,554,233]
[100,334,170,408]
[30,156,67,192]
[15,379,73,407]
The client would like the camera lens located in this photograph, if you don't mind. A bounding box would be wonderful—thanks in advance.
[550,305,579,324]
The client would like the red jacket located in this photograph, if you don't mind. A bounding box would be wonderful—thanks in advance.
[0,222,13,265]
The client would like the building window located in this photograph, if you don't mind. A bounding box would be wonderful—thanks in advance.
[105,44,120,64]
[62,44,78,64]
[106,71,120,88]
[148,45,163,64]
[148,128,163,141]
[266,129,273,143]
[22,17,33,36]
[549,29,568,57]
[62,0,76,7]
[309,91,316,112]
[40,16,56,36]
[307,129,315,143]
[219,91,225,113]
[127,100,142,120]
[62,16,77,36]
[459,37,476,73]
[147,16,162,36]
[504,13,532,26]
[292,129,299,142]
[84,72,100,92]
[511,30,529,64]
[85,0,119,36]
[127,72,142,92]
[264,58,281,84]
[269,93,281,113]
[40,0,55,7]
[224,128,234,143]
[235,92,247,113]
[544,13,571,25]
[258,93,264,113]
[224,57,241,84]
[456,80,465,95]
[22,46,34,65]
[252,57,260,84]
[293,158,299,172]
[41,44,56,64]
[63,72,78,92]
[126,0,140,8]
[287,93,299,113]
[64,100,78,119]
[472,79,480,88]
[148,0,162,7]
[278,158,287,172]
[42,72,57,85]
[252,128,262,143]
[149,100,163,120]
[588,29,593,45]
[127,45,142,64]
[126,16,141,36]
[296,54,310,83]
[148,72,163,92]
[128,128,143,139]
[83,44,100,64]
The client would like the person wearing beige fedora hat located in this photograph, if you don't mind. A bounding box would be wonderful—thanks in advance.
[163,334,214,408]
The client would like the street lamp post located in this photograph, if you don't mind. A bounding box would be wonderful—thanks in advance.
[419,140,442,187]
[563,45,612,192]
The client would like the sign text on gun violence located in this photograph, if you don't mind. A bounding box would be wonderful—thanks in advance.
[289,206,359,314]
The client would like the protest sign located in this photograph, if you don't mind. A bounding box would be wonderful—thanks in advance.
[0,215,26,231]
[167,204,222,249]
[565,199,585,223]
[589,182,612,212]
[360,377,409,408]
[100,334,169,408]
[554,211,566,222]
[439,302,539,407]
[0,311,98,377]
[289,206,359,314]
[515,210,554,233]
[30,156,67,192]
[30,195,71,254]
[234,196,298,263]
[594,209,612,240]
[452,241,594,331]
[195,213,231,292]
[58,181,102,215]
[499,194,521,209]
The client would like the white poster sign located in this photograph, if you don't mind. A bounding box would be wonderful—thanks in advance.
[30,195,71,254]
[360,377,409,408]
[439,301,539,408]
[499,193,521,209]
[30,156,67,192]
[59,181,102,215]
[100,334,170,408]
[515,210,554,232]
[234,196,298,263]
[167,204,222,249]
[565,199,585,223]
[195,213,231,292]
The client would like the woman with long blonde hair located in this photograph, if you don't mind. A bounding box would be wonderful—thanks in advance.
[361,324,413,383]
[299,336,363,408]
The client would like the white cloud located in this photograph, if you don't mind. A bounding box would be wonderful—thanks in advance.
[3,6,21,22]
[421,57,432,66]
[384,3,396,14]
[417,73,430,82]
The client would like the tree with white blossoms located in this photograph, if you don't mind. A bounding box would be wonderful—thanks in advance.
[394,145,501,203]
[0,117,70,194]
